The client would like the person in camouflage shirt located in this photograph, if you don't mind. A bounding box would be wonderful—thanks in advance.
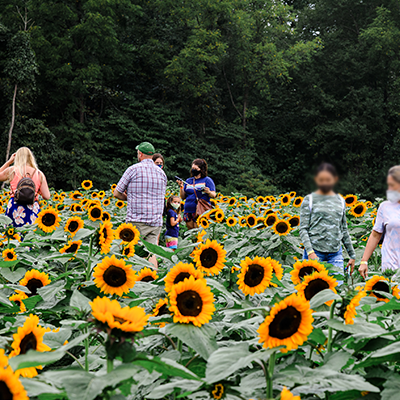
[299,163,356,275]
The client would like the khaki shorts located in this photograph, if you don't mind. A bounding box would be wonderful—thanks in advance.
[130,221,161,245]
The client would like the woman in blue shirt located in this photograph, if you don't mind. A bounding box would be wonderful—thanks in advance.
[177,159,216,229]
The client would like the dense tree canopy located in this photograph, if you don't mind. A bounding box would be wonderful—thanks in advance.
[0,0,399,198]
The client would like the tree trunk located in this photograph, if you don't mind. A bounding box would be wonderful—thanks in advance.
[5,83,17,163]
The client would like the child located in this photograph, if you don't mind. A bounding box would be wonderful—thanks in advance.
[165,196,182,250]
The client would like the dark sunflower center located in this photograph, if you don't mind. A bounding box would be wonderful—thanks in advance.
[372,281,390,297]
[214,385,223,397]
[176,290,203,317]
[66,243,78,253]
[27,278,44,295]
[248,217,256,225]
[173,272,191,284]
[276,222,289,233]
[346,197,354,204]
[102,213,110,220]
[298,266,317,280]
[266,216,276,226]
[269,306,302,339]
[68,221,79,232]
[354,205,363,214]
[123,247,130,255]
[0,381,12,400]
[42,213,56,227]
[119,228,135,242]
[200,248,218,268]
[14,300,21,306]
[295,199,301,205]
[103,265,127,287]
[102,227,108,240]
[244,264,265,287]
[75,206,82,212]
[157,304,169,316]
[289,218,300,227]
[113,316,127,324]
[6,252,13,260]
[283,196,289,202]
[304,278,330,301]
[84,182,90,187]
[141,275,155,282]
[20,332,37,354]
[90,208,102,219]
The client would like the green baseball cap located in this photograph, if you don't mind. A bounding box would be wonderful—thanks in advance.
[135,141,155,156]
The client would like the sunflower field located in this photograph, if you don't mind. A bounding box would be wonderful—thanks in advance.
[0,183,398,400]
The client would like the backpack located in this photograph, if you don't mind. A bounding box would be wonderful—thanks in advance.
[14,171,38,205]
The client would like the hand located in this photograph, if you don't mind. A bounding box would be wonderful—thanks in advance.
[359,263,368,279]
[347,258,356,275]
[7,153,16,165]
[176,180,184,189]
[202,186,210,194]
[308,252,319,260]
[177,215,183,223]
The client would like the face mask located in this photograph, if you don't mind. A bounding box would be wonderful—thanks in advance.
[157,164,163,168]
[191,168,200,176]
[171,203,180,210]
[387,190,400,203]
[318,184,334,194]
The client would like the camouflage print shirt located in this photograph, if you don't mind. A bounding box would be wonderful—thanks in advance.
[299,193,356,259]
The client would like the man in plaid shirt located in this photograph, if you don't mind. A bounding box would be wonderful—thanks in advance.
[114,142,167,267]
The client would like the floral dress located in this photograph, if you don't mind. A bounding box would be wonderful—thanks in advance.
[6,197,41,227]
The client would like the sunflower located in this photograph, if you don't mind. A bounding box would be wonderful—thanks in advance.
[136,267,158,283]
[115,223,140,245]
[0,366,29,400]
[20,270,51,296]
[88,205,103,221]
[122,242,135,258]
[280,194,291,206]
[152,298,170,317]
[102,198,111,207]
[365,201,373,208]
[344,194,358,207]
[169,276,215,327]
[237,256,273,296]
[199,218,210,229]
[93,255,136,296]
[9,292,28,313]
[293,197,303,208]
[282,213,292,219]
[197,230,207,243]
[164,262,204,293]
[238,216,247,227]
[211,383,224,399]
[98,190,105,199]
[258,293,313,353]
[115,200,125,209]
[296,270,338,304]
[350,202,367,218]
[228,197,237,206]
[256,196,265,203]
[59,240,82,255]
[101,211,111,221]
[344,290,367,324]
[226,216,237,227]
[267,257,283,286]
[70,191,82,200]
[272,219,292,236]
[246,214,257,228]
[192,239,226,276]
[290,259,326,285]
[9,314,51,377]
[98,220,114,254]
[214,209,225,223]
[264,213,278,227]
[289,191,296,198]
[280,387,300,400]
[90,296,149,333]
[2,248,17,261]
[70,203,82,213]
[36,207,61,233]
[364,275,392,302]
[111,183,117,191]
[64,216,84,237]
[288,216,300,228]
[6,226,15,238]
[91,192,98,199]
[81,180,93,190]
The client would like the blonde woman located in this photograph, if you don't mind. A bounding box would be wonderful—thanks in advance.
[0,147,50,226]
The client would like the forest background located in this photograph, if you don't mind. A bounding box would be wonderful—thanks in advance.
[0,0,399,198]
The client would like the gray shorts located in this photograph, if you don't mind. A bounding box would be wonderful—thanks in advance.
[130,221,161,245]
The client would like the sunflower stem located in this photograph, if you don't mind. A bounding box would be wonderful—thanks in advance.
[327,300,337,353]
[84,337,89,371]
[177,339,183,353]
[85,235,94,281]
[266,351,276,399]
[107,357,113,373]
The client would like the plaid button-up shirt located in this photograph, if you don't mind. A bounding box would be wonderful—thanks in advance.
[116,159,167,226]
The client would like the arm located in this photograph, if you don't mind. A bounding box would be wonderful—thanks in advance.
[203,177,216,198]
[38,172,51,200]
[113,188,127,201]
[0,153,16,182]
[177,180,187,200]
[169,216,180,227]
[341,210,356,273]
[298,195,318,259]
[114,167,132,201]
[359,231,382,279]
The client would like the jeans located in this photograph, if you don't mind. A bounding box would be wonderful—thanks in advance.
[303,248,346,284]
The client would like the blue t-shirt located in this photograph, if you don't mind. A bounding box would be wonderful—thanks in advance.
[184,176,215,214]
[165,209,179,237]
